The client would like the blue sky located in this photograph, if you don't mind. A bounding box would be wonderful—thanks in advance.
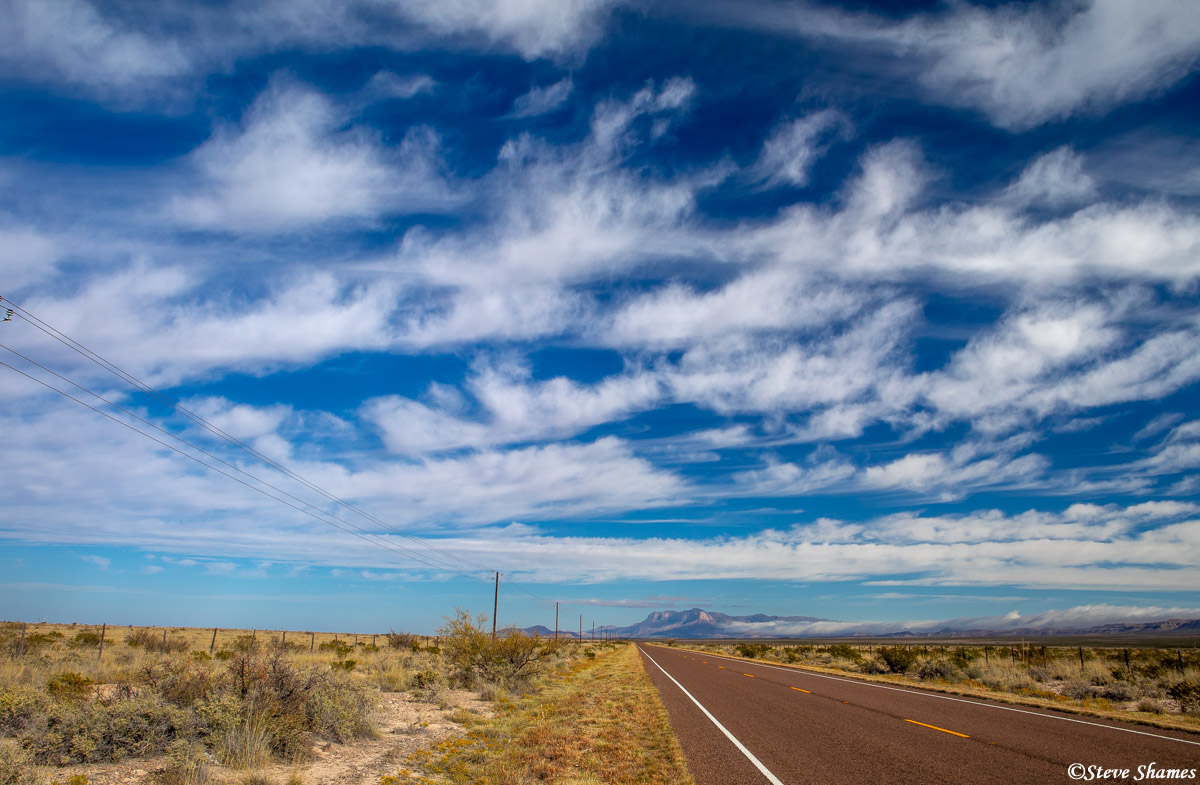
[2,0,1200,636]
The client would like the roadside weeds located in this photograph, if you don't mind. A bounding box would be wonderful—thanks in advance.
[387,643,694,785]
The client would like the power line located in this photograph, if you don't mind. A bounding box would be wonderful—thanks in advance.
[1,296,492,575]
[0,295,585,618]
[0,358,489,581]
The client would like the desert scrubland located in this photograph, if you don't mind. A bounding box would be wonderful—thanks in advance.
[0,617,688,785]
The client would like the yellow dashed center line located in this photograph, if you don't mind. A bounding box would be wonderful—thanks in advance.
[718,665,725,669]
[790,687,811,693]
[904,719,970,738]
[744,673,755,678]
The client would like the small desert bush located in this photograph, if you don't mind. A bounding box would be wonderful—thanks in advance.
[156,739,211,785]
[69,632,101,649]
[23,691,195,765]
[317,641,353,658]
[439,609,561,689]
[46,673,93,703]
[877,646,920,674]
[916,657,961,682]
[0,686,49,736]
[125,629,190,655]
[735,643,771,659]
[0,743,43,785]
[386,632,420,652]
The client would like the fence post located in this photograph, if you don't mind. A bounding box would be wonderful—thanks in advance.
[98,623,105,661]
[210,627,217,656]
[17,623,25,658]
[162,629,167,652]
[310,632,314,653]
[1078,647,1084,672]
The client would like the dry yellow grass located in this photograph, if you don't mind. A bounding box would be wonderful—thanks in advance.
[391,643,694,785]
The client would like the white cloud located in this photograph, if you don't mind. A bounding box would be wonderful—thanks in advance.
[663,299,919,418]
[911,0,1200,129]
[81,554,111,570]
[1003,147,1097,208]
[389,0,618,60]
[0,1,617,106]
[362,71,437,100]
[172,79,458,232]
[0,221,61,291]
[732,0,1200,130]
[442,501,1200,588]
[0,0,191,103]
[752,110,848,187]
[604,269,868,349]
[510,77,573,117]
[339,436,687,525]
[15,267,401,386]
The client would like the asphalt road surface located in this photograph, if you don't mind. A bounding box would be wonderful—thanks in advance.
[638,644,1200,785]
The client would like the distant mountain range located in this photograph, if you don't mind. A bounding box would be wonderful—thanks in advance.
[523,608,1200,640]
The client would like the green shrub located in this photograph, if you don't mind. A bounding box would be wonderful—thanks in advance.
[124,629,189,654]
[878,646,920,674]
[411,670,444,690]
[24,693,192,764]
[317,641,353,658]
[46,673,93,703]
[0,687,49,736]
[387,631,420,652]
[438,609,558,688]
[735,643,771,659]
[0,743,43,785]
[917,658,961,681]
[329,660,356,672]
[951,648,977,669]
[155,739,210,784]
[70,632,102,649]
[306,670,374,743]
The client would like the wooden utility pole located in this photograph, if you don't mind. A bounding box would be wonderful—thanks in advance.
[554,602,559,642]
[492,572,500,638]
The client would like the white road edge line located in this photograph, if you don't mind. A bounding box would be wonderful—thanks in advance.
[640,647,786,785]
[656,646,1200,748]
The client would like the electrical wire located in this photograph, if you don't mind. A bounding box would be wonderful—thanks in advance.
[1,297,494,576]
[0,295,591,621]
[0,357,491,581]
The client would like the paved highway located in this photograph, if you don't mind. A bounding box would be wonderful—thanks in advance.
[638,644,1200,785]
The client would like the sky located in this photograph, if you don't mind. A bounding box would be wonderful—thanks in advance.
[2,0,1200,636]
